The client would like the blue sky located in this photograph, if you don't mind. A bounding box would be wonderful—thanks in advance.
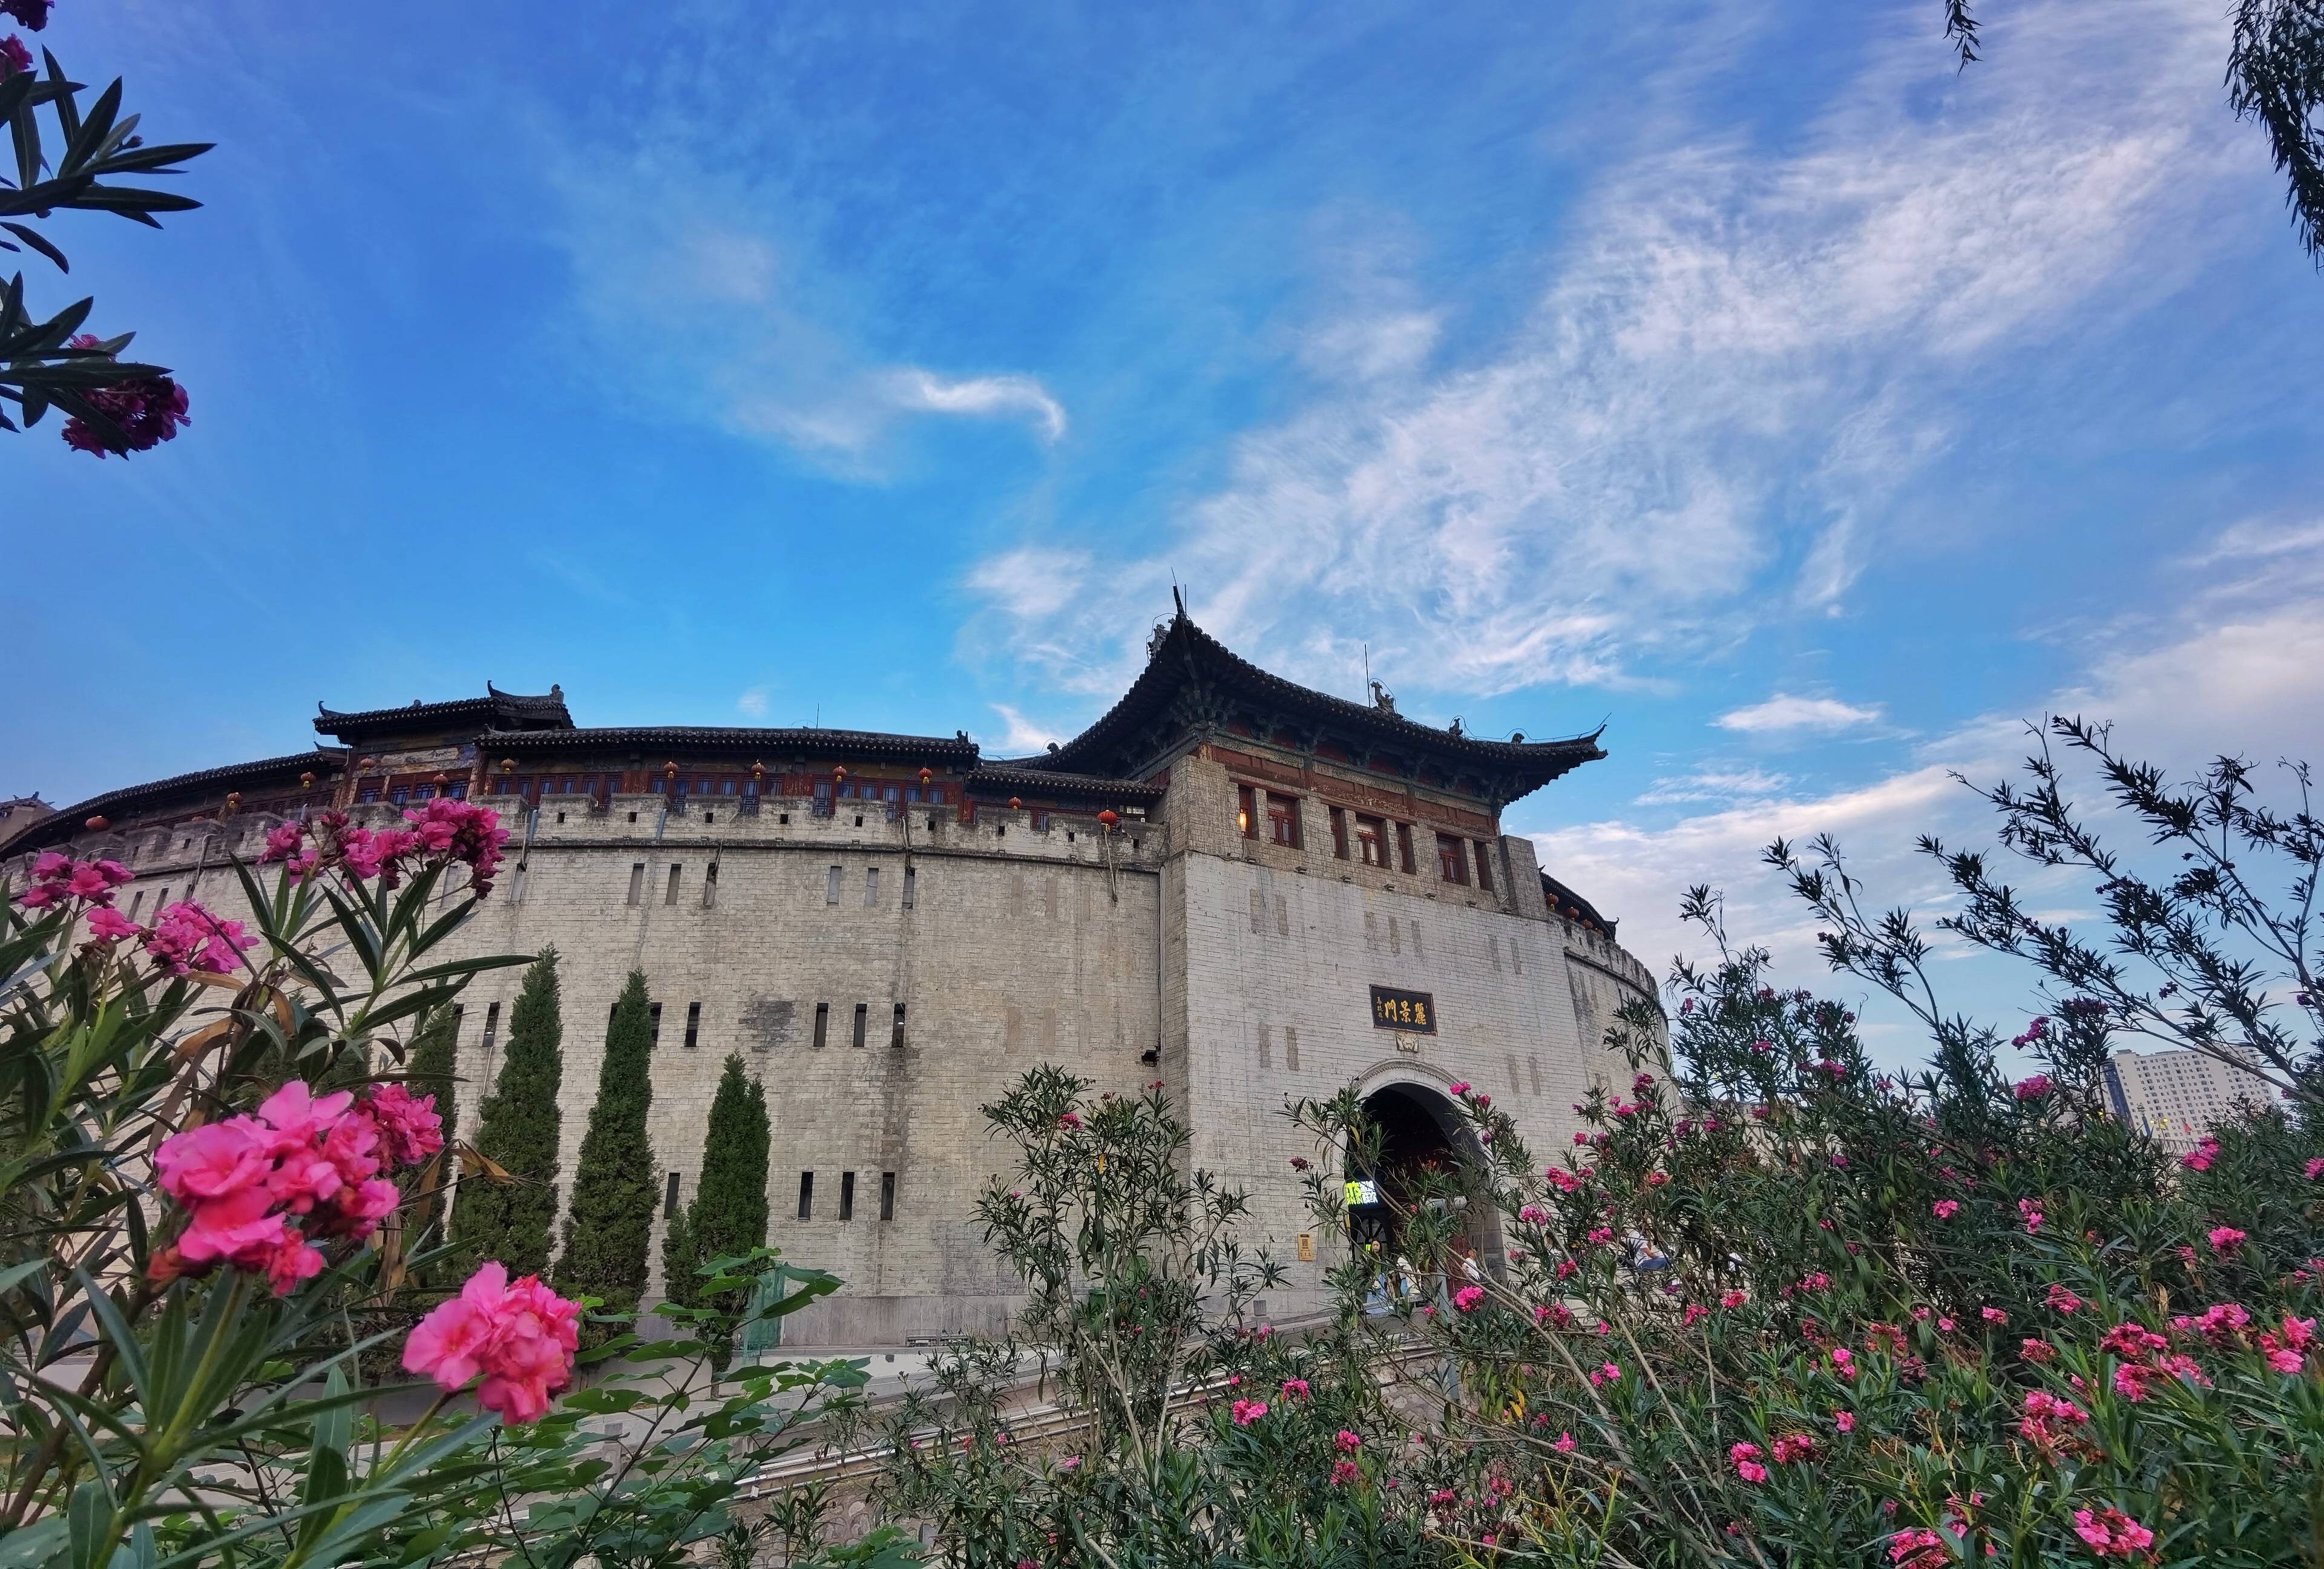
[7,0,2324,1055]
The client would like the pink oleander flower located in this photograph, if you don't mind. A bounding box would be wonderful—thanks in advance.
[1474,1092,1491,1109]
[2101,1321,2168,1358]
[401,797,510,894]
[1729,1442,1767,1483]
[1830,1346,1856,1380]
[1229,1398,1269,1426]
[2023,1337,2058,1363]
[1889,1528,1948,1569]
[361,1083,445,1169]
[1329,1458,1359,1486]
[2282,1314,2316,1352]
[1589,1361,1620,1386]
[1586,1226,1613,1247]
[1518,1203,1549,1223]
[1289,1156,1308,1170]
[1682,1302,1708,1327]
[1057,1111,1082,1128]
[156,1120,274,1206]
[1931,1199,1960,1219]
[2018,1389,2089,1446]
[0,35,30,74]
[2014,1074,2051,1100]
[1981,1306,2009,1326]
[1721,1289,1748,1308]
[84,905,140,942]
[1835,1410,1856,1433]
[1645,1169,1669,1186]
[142,900,253,976]
[2181,1138,2220,1172]
[1335,1429,1362,1452]
[15,852,134,911]
[2072,1506,2155,1558]
[2207,1225,2246,1255]
[2171,1301,2251,1344]
[1770,1432,1817,1464]
[1453,1285,1485,1313]
[2304,1156,2324,1180]
[1552,1430,1576,1452]
[1446,1081,1471,1096]
[59,336,191,456]
[1279,1378,1308,1399]
[2047,1284,2084,1314]
[2111,1362,2155,1402]
[403,1263,580,1424]
[1546,1166,1581,1192]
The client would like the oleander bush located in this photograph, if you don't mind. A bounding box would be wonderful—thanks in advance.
[901,721,2324,1568]
[0,808,890,1568]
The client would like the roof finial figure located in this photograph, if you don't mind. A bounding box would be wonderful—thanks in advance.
[1370,679,1398,716]
[1448,715,1463,737]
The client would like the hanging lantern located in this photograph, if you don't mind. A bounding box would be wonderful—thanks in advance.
[750,760,766,782]
[299,771,315,789]
[919,767,933,785]
[224,791,242,814]
[500,757,517,774]
[85,815,108,831]
[1097,808,1120,830]
[663,761,680,782]
[1008,797,1022,811]
[358,757,377,772]
[432,771,448,785]
[833,765,847,781]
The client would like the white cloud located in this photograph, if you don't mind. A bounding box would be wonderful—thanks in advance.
[1633,765,1796,805]
[891,371,1067,442]
[1715,694,1885,735]
[736,686,770,718]
[544,162,1065,466]
[964,0,2246,703]
[984,703,1065,757]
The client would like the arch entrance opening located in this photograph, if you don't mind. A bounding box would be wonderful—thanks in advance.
[1345,1082,1500,1286]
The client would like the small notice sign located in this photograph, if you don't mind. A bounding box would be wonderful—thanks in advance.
[1368,985,1437,1034]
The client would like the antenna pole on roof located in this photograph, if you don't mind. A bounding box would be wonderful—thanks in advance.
[1362,643,1371,699]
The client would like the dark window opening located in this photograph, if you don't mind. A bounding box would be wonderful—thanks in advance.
[1236,783,1258,840]
[852,1002,868,1048]
[813,1002,829,1048]
[891,1002,907,1048]
[683,1001,701,1049]
[796,1172,814,1221]
[839,1171,856,1222]
[702,863,719,906]
[1265,792,1301,848]
[1474,841,1494,894]
[1329,806,1349,860]
[879,1171,896,1222]
[1437,834,1469,886]
[627,862,645,905]
[1396,823,1417,875]
[664,1171,681,1219]
[648,1001,663,1044]
[665,864,682,905]
[903,866,916,907]
[826,865,842,904]
[482,1001,501,1054]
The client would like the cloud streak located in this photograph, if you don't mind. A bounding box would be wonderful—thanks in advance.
[1716,695,1885,736]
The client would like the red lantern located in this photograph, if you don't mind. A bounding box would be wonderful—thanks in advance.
[299,771,315,789]
[224,791,242,814]
[500,757,517,774]
[432,771,448,785]
[919,767,933,785]
[1097,809,1120,829]
[85,815,109,832]
[833,765,847,782]
[1009,797,1022,811]
[751,760,766,782]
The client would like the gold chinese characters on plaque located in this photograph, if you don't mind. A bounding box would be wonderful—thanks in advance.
[1368,985,1437,1034]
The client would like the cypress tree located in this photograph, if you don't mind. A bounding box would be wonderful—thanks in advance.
[451,948,565,1280]
[661,1053,770,1311]
[556,969,658,1327]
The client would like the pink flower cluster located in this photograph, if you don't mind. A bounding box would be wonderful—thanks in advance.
[151,1080,441,1295]
[59,335,191,458]
[2017,1389,2089,1448]
[2071,1505,2154,1558]
[1229,1398,1269,1426]
[2181,1136,2221,1172]
[1452,1284,1485,1313]
[1888,1528,1948,1569]
[1931,1199,1960,1219]
[14,850,133,909]
[2013,1073,2052,1100]
[262,801,511,897]
[1728,1441,1768,1484]
[139,901,256,976]
[402,1261,580,1423]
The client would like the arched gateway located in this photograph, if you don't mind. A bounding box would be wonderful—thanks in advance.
[1344,1071,1506,1283]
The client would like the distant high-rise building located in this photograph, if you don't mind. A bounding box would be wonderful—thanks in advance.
[2103,1045,2274,1153]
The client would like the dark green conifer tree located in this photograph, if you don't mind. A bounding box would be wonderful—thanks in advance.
[402,1003,460,1261]
[556,969,658,1328]
[450,948,564,1279]
[660,1053,771,1312]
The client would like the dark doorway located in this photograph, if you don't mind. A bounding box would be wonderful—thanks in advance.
[1345,1082,1498,1282]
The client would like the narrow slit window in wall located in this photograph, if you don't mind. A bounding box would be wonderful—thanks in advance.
[839,1171,856,1221]
[826,865,841,904]
[648,1002,663,1044]
[1236,783,1258,839]
[852,1002,868,1048]
[1396,823,1417,875]
[701,863,718,907]
[665,864,682,905]
[813,1003,829,1048]
[796,1172,814,1221]
[902,866,916,907]
[1474,843,1494,894]
[482,1002,501,1054]
[1329,806,1348,860]
[891,1002,907,1048]
[663,1171,681,1219]
[879,1171,896,1221]
[683,1002,700,1049]
[627,862,645,904]
[865,867,879,906]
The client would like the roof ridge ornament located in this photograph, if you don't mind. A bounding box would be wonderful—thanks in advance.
[1370,679,1399,716]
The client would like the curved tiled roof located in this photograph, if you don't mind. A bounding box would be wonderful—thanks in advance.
[1031,609,1604,797]
[0,750,344,857]
[482,726,980,766]
[967,763,1165,801]
[316,684,571,742]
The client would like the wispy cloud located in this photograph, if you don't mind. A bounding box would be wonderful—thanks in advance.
[1715,694,1885,736]
[891,371,1066,442]
[1633,765,1796,805]
[736,686,770,718]
[984,703,1065,757]
[962,0,2243,705]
